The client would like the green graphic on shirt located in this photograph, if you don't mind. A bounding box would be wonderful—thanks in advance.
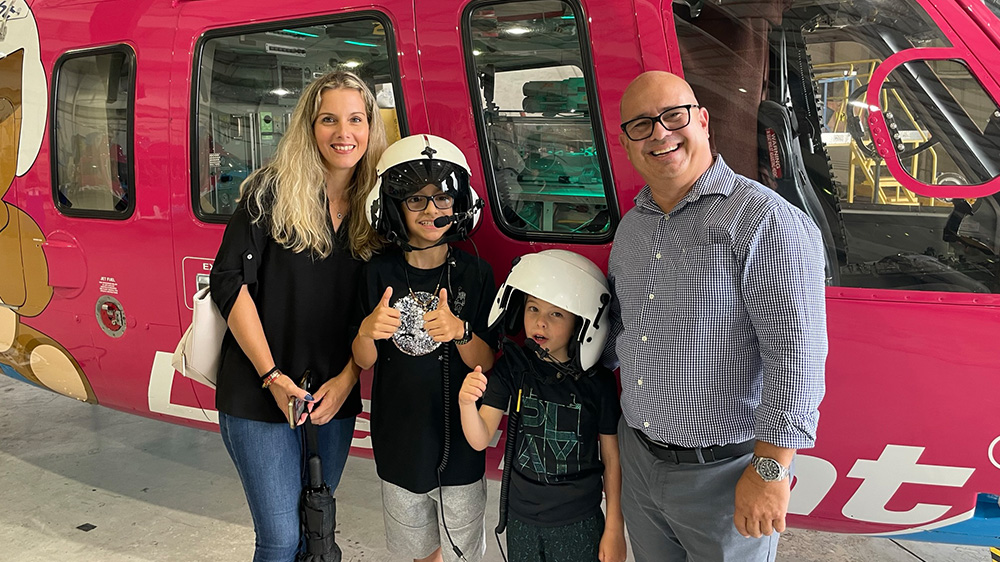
[516,389,581,481]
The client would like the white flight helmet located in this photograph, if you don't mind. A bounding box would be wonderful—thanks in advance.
[488,250,611,372]
[365,134,484,250]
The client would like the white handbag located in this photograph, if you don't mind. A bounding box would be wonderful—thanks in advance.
[171,286,227,388]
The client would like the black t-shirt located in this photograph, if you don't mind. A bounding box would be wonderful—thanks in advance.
[483,347,620,526]
[210,195,363,423]
[362,247,496,494]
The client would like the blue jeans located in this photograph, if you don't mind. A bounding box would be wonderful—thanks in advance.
[219,412,356,562]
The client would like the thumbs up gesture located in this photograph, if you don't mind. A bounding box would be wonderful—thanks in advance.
[423,288,464,342]
[360,286,401,341]
[458,366,488,406]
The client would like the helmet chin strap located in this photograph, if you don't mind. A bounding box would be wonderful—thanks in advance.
[524,338,585,380]
[401,237,451,252]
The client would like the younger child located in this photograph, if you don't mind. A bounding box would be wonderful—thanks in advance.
[353,134,496,562]
[458,250,627,562]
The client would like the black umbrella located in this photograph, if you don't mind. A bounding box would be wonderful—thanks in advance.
[298,414,342,562]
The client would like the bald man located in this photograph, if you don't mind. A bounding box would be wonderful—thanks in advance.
[603,71,828,561]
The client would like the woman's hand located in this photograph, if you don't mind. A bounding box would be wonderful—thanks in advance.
[267,372,313,426]
[310,373,351,425]
[308,359,362,425]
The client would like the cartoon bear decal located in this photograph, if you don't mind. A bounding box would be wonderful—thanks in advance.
[0,2,96,403]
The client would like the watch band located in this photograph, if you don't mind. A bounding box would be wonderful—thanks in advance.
[455,321,472,345]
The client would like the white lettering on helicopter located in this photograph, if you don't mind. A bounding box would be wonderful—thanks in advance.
[789,445,975,527]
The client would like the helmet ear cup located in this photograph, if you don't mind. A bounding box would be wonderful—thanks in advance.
[381,199,405,243]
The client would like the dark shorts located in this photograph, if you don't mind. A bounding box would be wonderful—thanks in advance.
[506,511,604,562]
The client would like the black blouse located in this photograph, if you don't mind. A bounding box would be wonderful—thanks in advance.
[210,195,363,423]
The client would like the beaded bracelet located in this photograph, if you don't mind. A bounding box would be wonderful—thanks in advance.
[261,369,281,389]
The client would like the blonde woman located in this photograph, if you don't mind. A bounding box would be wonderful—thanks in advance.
[210,71,387,562]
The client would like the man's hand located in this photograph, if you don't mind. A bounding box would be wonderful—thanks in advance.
[734,463,790,538]
[458,366,487,407]
[424,288,463,342]
[359,287,400,340]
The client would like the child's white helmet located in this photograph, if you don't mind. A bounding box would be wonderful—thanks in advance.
[488,250,610,372]
[365,134,484,250]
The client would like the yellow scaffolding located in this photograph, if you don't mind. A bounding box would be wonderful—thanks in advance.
[814,59,942,206]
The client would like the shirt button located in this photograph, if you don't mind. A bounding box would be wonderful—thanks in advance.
[655,253,662,259]
[247,253,253,259]
[637,379,643,385]
[644,422,650,428]
[641,336,648,342]
[648,294,655,300]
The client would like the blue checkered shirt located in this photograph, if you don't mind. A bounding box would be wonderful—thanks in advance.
[605,157,827,450]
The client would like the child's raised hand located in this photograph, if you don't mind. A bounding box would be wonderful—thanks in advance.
[458,366,487,406]
[424,288,464,342]
[359,287,401,341]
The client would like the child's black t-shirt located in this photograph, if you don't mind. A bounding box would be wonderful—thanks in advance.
[482,348,620,526]
[361,247,496,494]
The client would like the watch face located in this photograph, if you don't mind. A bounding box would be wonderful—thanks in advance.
[756,458,783,481]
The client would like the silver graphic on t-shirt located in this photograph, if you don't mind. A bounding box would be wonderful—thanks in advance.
[392,291,443,356]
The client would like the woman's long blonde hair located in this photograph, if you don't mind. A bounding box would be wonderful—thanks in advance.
[241,71,387,260]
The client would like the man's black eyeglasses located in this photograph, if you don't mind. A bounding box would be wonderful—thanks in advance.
[403,193,455,212]
[620,104,700,141]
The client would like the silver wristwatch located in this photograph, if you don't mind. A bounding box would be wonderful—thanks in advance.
[750,454,790,482]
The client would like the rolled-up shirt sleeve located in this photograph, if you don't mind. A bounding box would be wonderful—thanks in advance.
[210,199,264,320]
[741,205,828,450]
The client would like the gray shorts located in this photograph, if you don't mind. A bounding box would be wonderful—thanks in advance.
[381,478,487,562]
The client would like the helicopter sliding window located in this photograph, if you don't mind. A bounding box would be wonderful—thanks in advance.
[464,0,617,241]
[51,46,136,219]
[673,0,1000,293]
[192,14,405,221]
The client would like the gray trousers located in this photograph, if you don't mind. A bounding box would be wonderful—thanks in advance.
[618,418,778,562]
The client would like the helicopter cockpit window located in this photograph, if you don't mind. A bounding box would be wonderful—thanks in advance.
[51,46,135,218]
[673,0,1000,293]
[193,15,404,221]
[464,0,617,241]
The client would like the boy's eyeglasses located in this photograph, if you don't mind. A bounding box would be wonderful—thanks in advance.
[403,193,455,212]
[620,104,700,141]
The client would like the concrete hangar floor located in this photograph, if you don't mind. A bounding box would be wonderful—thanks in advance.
[0,375,986,562]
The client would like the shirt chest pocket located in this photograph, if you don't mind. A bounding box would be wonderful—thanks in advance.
[673,244,741,316]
